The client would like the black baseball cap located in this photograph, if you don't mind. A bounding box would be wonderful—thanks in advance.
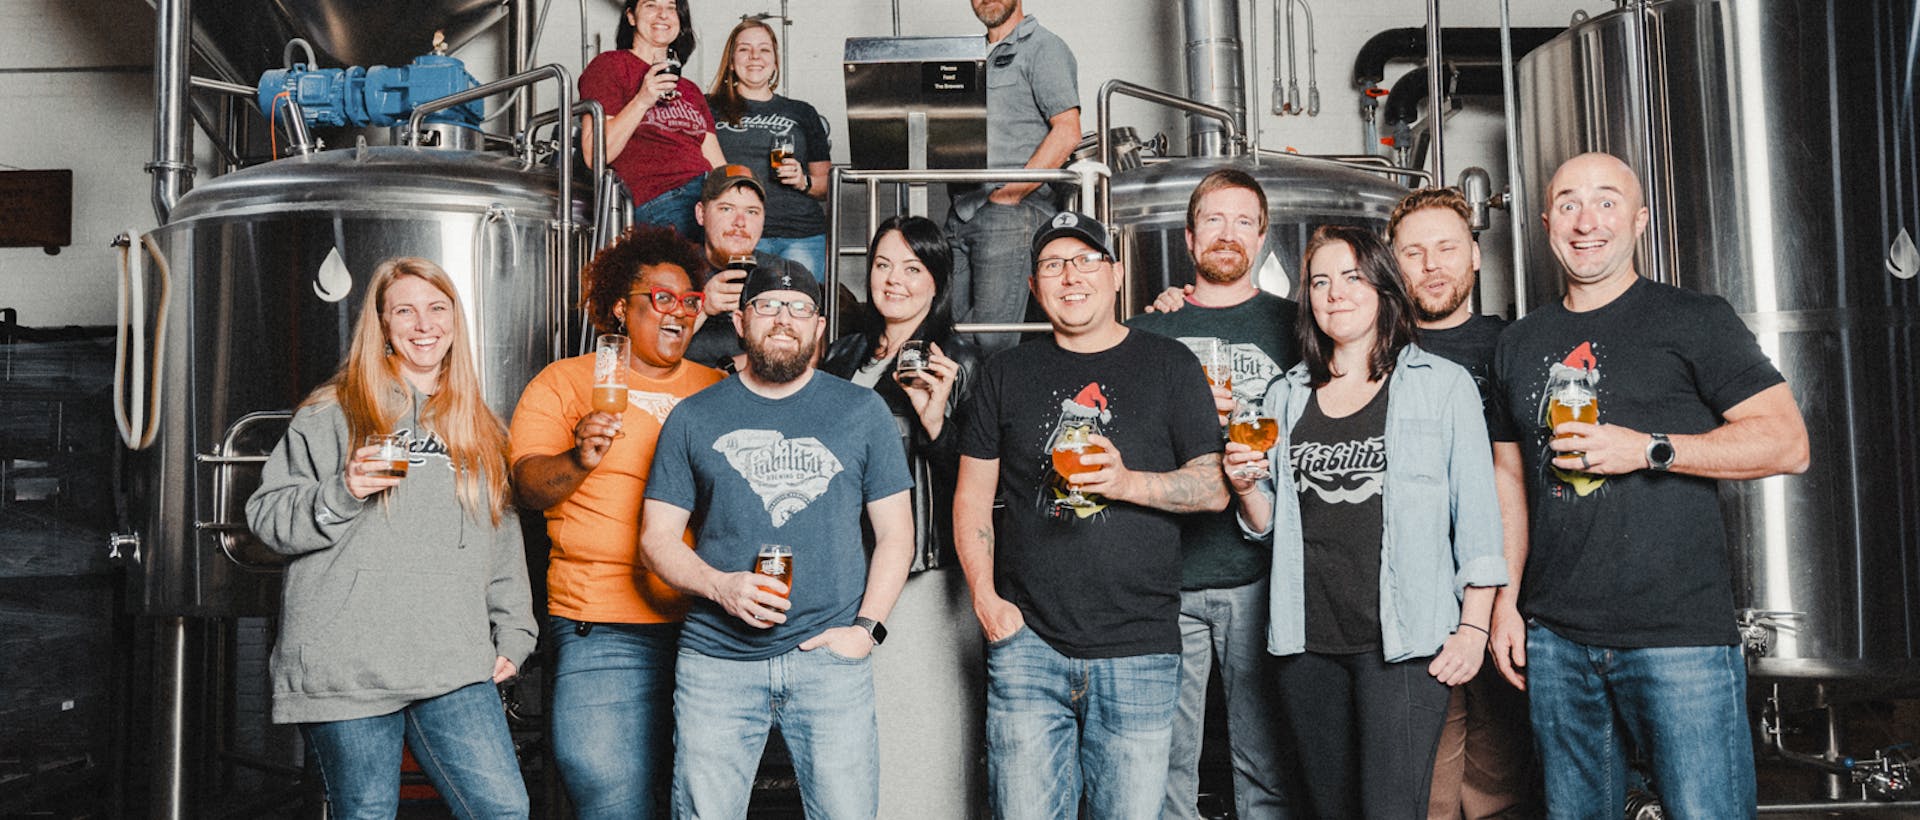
[1030,211,1117,270]
[739,258,822,308]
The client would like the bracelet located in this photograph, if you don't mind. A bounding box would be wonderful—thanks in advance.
[1458,622,1490,637]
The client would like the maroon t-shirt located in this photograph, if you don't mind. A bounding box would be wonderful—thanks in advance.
[578,50,716,204]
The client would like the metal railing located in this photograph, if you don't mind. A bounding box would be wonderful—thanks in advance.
[822,166,1106,339]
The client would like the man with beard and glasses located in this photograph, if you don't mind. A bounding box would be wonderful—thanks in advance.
[1386,187,1540,820]
[1126,169,1301,820]
[955,211,1227,819]
[640,261,916,817]
[946,0,1081,355]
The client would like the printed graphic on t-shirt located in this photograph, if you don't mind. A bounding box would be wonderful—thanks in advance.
[629,390,681,424]
[1290,435,1386,504]
[1174,337,1283,404]
[1040,382,1113,518]
[647,95,711,136]
[712,429,845,526]
[1531,341,1606,498]
[716,112,800,137]
[395,428,456,472]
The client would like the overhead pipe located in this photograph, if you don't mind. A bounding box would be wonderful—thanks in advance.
[1351,26,1562,89]
[1181,0,1246,157]
[1424,0,1444,183]
[148,0,194,223]
[1498,0,1529,318]
[506,0,534,133]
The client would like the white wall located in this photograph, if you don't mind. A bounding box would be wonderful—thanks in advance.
[0,0,155,328]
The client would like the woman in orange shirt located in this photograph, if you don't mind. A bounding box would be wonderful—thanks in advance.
[508,226,724,818]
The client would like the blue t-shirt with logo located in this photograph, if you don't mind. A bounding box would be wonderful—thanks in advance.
[646,373,913,660]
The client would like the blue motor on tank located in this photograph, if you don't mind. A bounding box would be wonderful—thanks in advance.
[255,52,483,129]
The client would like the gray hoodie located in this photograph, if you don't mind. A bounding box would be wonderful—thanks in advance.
[246,397,537,724]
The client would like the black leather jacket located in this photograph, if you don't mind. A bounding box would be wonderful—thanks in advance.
[820,331,982,571]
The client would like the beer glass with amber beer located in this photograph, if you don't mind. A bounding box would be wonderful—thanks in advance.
[1047,422,1106,509]
[1547,377,1597,462]
[593,334,630,436]
[1227,404,1278,479]
[769,137,795,177]
[365,433,412,478]
[755,544,794,598]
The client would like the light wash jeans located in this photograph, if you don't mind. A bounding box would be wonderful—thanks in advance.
[301,680,526,819]
[548,617,679,820]
[1526,622,1756,820]
[758,234,827,279]
[946,195,1056,355]
[1164,579,1295,820]
[672,644,879,819]
[985,627,1180,820]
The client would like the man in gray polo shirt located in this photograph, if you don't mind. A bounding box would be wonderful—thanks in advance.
[948,0,1081,355]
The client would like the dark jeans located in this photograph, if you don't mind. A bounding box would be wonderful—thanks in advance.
[1274,650,1451,819]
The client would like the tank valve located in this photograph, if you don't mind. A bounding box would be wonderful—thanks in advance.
[108,532,141,562]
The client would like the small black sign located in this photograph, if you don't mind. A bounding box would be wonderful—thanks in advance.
[920,62,977,94]
[0,170,73,254]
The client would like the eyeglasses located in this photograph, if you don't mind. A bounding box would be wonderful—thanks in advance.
[1035,251,1110,278]
[632,286,704,314]
[746,297,819,319]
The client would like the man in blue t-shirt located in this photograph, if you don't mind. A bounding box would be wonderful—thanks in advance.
[956,211,1228,818]
[642,261,914,817]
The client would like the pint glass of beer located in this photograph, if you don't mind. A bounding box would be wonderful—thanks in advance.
[1199,339,1233,394]
[1547,380,1597,461]
[365,433,412,478]
[895,340,929,385]
[769,137,795,176]
[656,50,682,101]
[1048,423,1106,509]
[755,544,794,598]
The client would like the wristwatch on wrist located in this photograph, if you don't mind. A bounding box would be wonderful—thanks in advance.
[1646,433,1676,472]
[852,616,887,646]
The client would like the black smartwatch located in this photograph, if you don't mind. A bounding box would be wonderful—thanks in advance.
[853,616,888,646]
[1646,433,1676,472]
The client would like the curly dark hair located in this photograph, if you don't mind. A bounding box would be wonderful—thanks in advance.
[580,225,709,333]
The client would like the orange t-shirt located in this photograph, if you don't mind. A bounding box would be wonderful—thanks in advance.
[509,354,725,623]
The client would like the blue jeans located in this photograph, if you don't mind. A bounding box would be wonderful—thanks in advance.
[548,617,679,820]
[985,627,1180,820]
[758,234,828,278]
[946,195,1056,355]
[672,645,879,819]
[1526,623,1755,820]
[301,681,526,819]
[1165,580,1294,820]
[634,175,705,241]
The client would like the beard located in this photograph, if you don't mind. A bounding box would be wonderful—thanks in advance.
[744,327,816,384]
[1412,275,1475,323]
[972,0,1015,28]
[1194,240,1251,285]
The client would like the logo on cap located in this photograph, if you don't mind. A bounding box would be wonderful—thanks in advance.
[1052,212,1079,229]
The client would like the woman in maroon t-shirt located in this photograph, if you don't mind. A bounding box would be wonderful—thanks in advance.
[580,0,725,239]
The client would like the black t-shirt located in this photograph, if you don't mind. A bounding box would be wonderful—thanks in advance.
[1419,313,1515,442]
[958,331,1223,658]
[1493,278,1785,647]
[714,95,832,238]
[1126,291,1300,589]
[1291,382,1390,654]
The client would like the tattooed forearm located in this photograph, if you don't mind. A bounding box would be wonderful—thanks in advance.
[1131,453,1229,513]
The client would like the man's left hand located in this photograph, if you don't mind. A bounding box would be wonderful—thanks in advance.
[799,625,875,659]
[1548,421,1650,475]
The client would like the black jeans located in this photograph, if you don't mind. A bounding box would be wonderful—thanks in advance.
[1273,650,1451,819]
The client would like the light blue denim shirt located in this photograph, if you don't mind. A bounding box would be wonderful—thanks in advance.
[1242,344,1507,662]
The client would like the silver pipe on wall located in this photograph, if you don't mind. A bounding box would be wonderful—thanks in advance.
[1498,0,1527,317]
[507,0,534,133]
[1424,0,1444,182]
[148,0,193,223]
[1183,0,1247,157]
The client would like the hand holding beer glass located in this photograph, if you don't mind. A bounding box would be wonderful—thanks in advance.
[593,334,630,438]
[754,544,793,599]
[1548,379,1597,471]
[1199,340,1234,421]
[770,137,799,188]
[1226,404,1278,480]
[345,432,411,498]
[1048,422,1106,509]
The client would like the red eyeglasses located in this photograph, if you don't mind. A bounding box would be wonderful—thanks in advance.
[633,286,704,314]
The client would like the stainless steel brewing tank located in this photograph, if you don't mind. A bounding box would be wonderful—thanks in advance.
[132,147,586,617]
[1108,154,1407,308]
[1515,0,1920,685]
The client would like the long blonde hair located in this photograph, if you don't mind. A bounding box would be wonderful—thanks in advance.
[305,257,511,524]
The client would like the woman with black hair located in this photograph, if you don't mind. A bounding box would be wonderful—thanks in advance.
[1227,225,1506,818]
[821,216,979,565]
[580,0,724,238]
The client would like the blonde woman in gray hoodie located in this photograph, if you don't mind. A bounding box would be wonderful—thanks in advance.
[248,257,537,819]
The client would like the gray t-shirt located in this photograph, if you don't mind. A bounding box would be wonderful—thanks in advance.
[646,373,913,660]
[985,16,1080,171]
[714,95,831,238]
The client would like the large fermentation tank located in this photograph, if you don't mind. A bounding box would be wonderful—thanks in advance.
[129,147,585,617]
[1110,154,1409,307]
[1515,0,1920,685]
